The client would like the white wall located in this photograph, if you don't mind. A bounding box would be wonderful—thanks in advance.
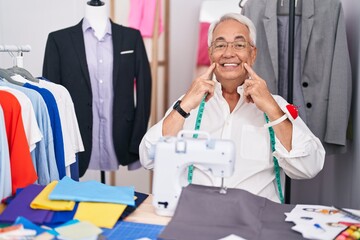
[0,0,152,193]
[0,0,86,75]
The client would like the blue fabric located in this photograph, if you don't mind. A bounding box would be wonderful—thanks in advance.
[70,154,79,181]
[14,216,58,236]
[24,83,66,179]
[49,176,135,206]
[0,184,53,224]
[47,202,79,226]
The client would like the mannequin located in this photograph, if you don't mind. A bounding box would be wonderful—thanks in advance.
[43,0,152,178]
[84,1,108,40]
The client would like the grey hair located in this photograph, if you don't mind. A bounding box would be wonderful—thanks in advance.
[207,13,256,47]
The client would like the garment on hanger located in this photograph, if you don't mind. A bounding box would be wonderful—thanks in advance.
[24,83,66,179]
[128,0,163,38]
[0,90,37,195]
[0,78,59,186]
[0,86,42,152]
[37,78,84,172]
[196,0,240,66]
[0,106,11,200]
[43,16,152,177]
[242,0,352,148]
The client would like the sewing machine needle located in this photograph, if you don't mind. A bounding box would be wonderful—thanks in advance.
[219,177,227,194]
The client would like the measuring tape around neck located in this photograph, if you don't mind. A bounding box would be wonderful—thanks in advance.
[264,113,285,204]
[187,95,207,183]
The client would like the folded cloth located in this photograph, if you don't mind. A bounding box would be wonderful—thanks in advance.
[74,202,127,229]
[30,181,75,211]
[159,184,302,240]
[49,176,135,206]
[45,203,79,226]
[120,191,149,220]
[0,184,53,224]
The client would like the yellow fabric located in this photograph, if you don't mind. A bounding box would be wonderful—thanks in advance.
[30,181,75,211]
[74,202,127,229]
[0,203,5,214]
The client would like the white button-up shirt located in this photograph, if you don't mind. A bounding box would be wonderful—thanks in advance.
[139,81,325,202]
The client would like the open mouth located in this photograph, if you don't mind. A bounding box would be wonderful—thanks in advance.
[221,63,240,67]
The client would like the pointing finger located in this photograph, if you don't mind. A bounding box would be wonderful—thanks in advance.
[244,63,259,80]
[201,63,216,80]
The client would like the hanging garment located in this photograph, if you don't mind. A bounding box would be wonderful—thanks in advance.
[0,106,11,200]
[128,0,163,38]
[0,90,37,195]
[42,19,152,177]
[196,0,240,66]
[0,80,58,185]
[24,83,66,179]
[242,0,352,147]
[0,86,42,152]
[38,78,84,169]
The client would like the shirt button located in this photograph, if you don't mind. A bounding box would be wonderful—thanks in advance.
[302,82,308,87]
[306,102,312,108]
[99,59,103,63]
[99,79,103,83]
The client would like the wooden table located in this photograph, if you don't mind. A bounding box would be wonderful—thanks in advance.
[124,195,171,226]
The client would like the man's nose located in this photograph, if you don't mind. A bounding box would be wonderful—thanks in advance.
[223,43,236,55]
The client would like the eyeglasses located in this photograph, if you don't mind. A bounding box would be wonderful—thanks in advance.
[210,40,253,52]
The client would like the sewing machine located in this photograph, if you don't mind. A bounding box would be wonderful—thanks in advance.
[150,130,235,217]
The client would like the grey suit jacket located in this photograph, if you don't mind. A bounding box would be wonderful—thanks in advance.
[242,0,352,146]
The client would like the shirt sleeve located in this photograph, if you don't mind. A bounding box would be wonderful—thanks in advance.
[272,97,326,179]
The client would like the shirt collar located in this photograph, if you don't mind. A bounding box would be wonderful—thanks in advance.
[213,79,245,96]
[82,18,112,36]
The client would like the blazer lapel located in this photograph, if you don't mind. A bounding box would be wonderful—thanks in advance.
[262,0,279,82]
[111,21,123,89]
[71,19,91,91]
[301,0,315,76]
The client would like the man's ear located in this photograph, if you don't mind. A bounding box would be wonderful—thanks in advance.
[208,48,214,62]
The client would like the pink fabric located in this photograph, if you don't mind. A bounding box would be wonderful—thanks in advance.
[197,22,211,66]
[128,0,163,38]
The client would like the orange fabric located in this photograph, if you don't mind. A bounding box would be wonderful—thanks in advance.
[0,91,37,194]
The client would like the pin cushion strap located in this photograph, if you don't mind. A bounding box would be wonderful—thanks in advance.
[263,104,299,128]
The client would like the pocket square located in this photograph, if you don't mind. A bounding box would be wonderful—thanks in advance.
[120,50,134,54]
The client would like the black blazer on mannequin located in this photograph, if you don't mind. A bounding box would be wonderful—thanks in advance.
[43,19,152,177]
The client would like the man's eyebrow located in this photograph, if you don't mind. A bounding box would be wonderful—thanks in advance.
[213,35,247,42]
[234,35,246,41]
[214,36,225,41]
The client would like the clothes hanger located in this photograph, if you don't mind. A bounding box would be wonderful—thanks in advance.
[277,0,302,16]
[239,0,249,8]
[87,0,104,6]
[7,66,39,83]
[0,68,24,86]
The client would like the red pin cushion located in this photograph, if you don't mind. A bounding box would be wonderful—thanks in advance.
[286,104,298,120]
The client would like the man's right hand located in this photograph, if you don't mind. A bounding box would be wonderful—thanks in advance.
[180,63,216,113]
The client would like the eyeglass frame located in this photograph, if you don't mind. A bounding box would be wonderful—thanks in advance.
[209,40,254,53]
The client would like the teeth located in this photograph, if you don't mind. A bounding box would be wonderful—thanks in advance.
[223,63,238,67]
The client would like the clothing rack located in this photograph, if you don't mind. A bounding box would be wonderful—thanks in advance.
[0,45,31,68]
[284,0,296,204]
